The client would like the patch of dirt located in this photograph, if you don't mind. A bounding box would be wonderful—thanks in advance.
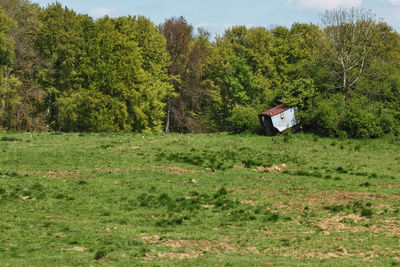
[113,147,140,152]
[234,164,246,169]
[94,167,134,173]
[153,165,204,175]
[142,237,240,260]
[370,217,400,237]
[141,235,162,244]
[254,164,287,173]
[231,187,280,196]
[306,190,367,206]
[281,249,355,259]
[260,263,273,266]
[315,216,400,236]
[17,170,43,176]
[46,170,84,179]
[314,214,366,232]
[375,184,400,188]
[144,250,202,260]
[61,247,87,252]
[164,237,238,252]
[241,199,258,206]
[303,189,400,207]
[52,233,67,238]
[241,247,260,255]
[280,246,400,260]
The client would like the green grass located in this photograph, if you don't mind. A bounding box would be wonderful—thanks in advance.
[0,132,400,266]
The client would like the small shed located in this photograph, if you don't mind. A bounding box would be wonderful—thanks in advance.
[258,104,300,136]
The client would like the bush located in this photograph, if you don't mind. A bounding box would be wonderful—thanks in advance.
[378,108,400,136]
[340,97,383,139]
[56,90,130,132]
[302,94,395,139]
[228,105,260,134]
[281,78,316,109]
[302,94,347,137]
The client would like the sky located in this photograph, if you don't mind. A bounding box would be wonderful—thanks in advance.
[32,0,400,36]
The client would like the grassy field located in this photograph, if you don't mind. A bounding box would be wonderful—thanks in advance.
[0,132,400,266]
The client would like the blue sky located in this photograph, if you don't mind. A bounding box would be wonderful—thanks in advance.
[32,0,400,36]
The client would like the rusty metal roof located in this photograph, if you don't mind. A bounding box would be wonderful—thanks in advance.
[260,104,291,117]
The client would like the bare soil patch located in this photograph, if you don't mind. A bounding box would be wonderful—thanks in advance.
[153,165,204,175]
[375,184,400,188]
[314,214,367,232]
[61,247,86,252]
[46,170,84,179]
[254,164,287,173]
[141,237,240,260]
[94,167,135,173]
[302,190,400,207]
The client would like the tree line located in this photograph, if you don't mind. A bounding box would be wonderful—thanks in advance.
[1,0,400,138]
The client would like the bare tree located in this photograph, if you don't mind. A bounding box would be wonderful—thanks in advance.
[0,0,47,130]
[160,17,209,133]
[320,8,386,96]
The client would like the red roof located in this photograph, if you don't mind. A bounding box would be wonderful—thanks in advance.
[260,104,291,117]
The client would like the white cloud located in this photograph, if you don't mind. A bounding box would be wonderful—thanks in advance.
[286,0,363,10]
[88,7,116,18]
[387,0,400,5]
[195,22,235,31]
[195,22,214,28]
[223,23,235,29]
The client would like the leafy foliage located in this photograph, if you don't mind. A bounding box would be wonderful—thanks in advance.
[228,105,260,134]
[57,90,129,132]
[0,3,399,138]
[0,6,20,129]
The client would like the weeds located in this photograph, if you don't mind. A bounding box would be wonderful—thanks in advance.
[157,147,297,170]
[0,136,21,142]
[361,208,374,218]
[324,205,345,213]
[324,201,374,217]
[94,249,107,260]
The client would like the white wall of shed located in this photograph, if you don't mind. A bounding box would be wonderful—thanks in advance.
[271,107,299,132]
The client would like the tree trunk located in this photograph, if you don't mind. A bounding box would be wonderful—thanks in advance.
[46,97,51,132]
[0,96,5,120]
[165,100,171,133]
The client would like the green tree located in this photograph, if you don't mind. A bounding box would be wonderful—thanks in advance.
[93,16,171,132]
[0,7,20,129]
[36,3,89,128]
[0,0,46,130]
[204,45,260,131]
[37,5,171,132]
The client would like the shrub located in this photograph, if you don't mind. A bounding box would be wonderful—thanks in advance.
[340,98,383,139]
[94,249,107,260]
[361,208,373,217]
[378,108,400,136]
[228,105,260,134]
[280,78,316,109]
[57,90,130,132]
[302,94,347,137]
[303,94,393,138]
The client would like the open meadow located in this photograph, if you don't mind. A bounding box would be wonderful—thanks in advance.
[0,132,400,266]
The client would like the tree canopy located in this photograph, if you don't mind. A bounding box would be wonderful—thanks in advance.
[0,2,399,138]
